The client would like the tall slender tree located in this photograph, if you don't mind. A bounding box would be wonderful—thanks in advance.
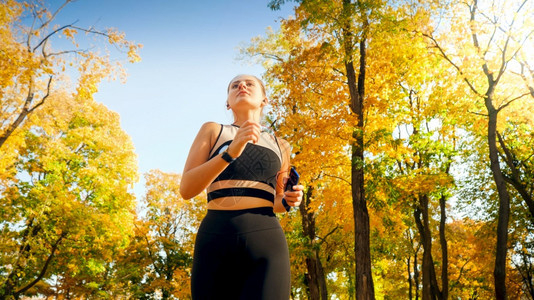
[421,0,534,297]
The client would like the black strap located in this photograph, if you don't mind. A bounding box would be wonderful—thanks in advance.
[208,188,275,203]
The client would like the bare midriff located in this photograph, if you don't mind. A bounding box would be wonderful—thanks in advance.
[207,197,274,210]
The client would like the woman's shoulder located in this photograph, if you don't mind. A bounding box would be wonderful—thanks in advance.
[274,136,290,148]
[198,121,222,133]
[195,122,222,141]
[274,136,291,156]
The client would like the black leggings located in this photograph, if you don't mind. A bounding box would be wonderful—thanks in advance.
[191,207,290,300]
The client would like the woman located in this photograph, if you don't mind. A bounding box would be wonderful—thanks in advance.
[180,74,304,299]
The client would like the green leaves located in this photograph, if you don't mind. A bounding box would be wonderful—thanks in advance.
[0,90,138,298]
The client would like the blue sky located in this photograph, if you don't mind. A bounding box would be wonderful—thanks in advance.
[46,0,295,195]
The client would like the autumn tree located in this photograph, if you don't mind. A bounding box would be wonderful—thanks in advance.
[445,219,495,299]
[0,1,140,297]
[247,19,357,297]
[0,0,140,151]
[265,0,396,297]
[246,8,379,296]
[420,0,534,298]
[131,170,205,299]
[256,2,464,299]
[245,0,534,298]
[0,90,138,298]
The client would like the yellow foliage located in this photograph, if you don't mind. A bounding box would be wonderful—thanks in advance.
[0,86,139,295]
[134,169,206,298]
[0,0,141,158]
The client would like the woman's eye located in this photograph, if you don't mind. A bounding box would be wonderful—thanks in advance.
[232,84,238,88]
[247,82,254,86]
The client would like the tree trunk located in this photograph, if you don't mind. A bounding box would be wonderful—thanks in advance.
[469,0,511,295]
[407,230,421,300]
[342,0,374,297]
[408,256,413,300]
[317,250,328,300]
[304,251,328,300]
[487,103,510,300]
[517,250,534,299]
[439,193,448,300]
[299,187,329,299]
[497,132,534,227]
[414,195,442,300]
[0,76,51,150]
[347,51,375,300]
[414,245,420,300]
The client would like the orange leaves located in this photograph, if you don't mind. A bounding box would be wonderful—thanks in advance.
[62,27,77,39]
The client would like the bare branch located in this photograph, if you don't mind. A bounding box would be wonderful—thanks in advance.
[421,32,484,98]
[470,0,496,87]
[476,9,499,58]
[28,76,53,113]
[254,52,285,62]
[72,25,110,37]
[47,49,89,57]
[515,58,534,98]
[496,92,531,112]
[316,226,340,246]
[322,173,351,186]
[26,7,39,50]
[454,258,472,284]
[467,110,488,117]
[36,0,73,32]
[33,21,79,53]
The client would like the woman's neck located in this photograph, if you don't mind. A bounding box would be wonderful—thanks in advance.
[232,111,261,127]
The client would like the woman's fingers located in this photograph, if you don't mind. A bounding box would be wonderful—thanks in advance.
[228,121,262,157]
[284,185,304,206]
[238,121,261,143]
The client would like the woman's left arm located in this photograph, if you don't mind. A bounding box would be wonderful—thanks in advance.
[273,138,303,213]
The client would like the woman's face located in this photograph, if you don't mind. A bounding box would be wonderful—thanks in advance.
[227,75,266,111]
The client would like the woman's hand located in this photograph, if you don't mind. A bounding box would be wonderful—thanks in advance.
[283,184,304,207]
[226,120,261,158]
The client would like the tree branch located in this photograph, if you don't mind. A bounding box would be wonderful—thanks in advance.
[15,231,67,295]
[36,0,73,32]
[496,92,531,112]
[33,22,79,53]
[420,32,484,98]
[316,226,340,246]
[322,173,351,186]
[28,76,53,113]
[516,61,534,98]
[47,49,89,57]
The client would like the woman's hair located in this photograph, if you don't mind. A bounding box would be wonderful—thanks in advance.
[227,74,266,97]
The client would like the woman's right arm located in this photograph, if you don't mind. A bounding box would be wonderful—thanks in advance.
[179,122,228,199]
[180,120,261,200]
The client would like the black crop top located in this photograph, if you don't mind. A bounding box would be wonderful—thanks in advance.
[207,124,283,203]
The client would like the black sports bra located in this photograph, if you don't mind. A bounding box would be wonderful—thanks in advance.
[207,124,283,203]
